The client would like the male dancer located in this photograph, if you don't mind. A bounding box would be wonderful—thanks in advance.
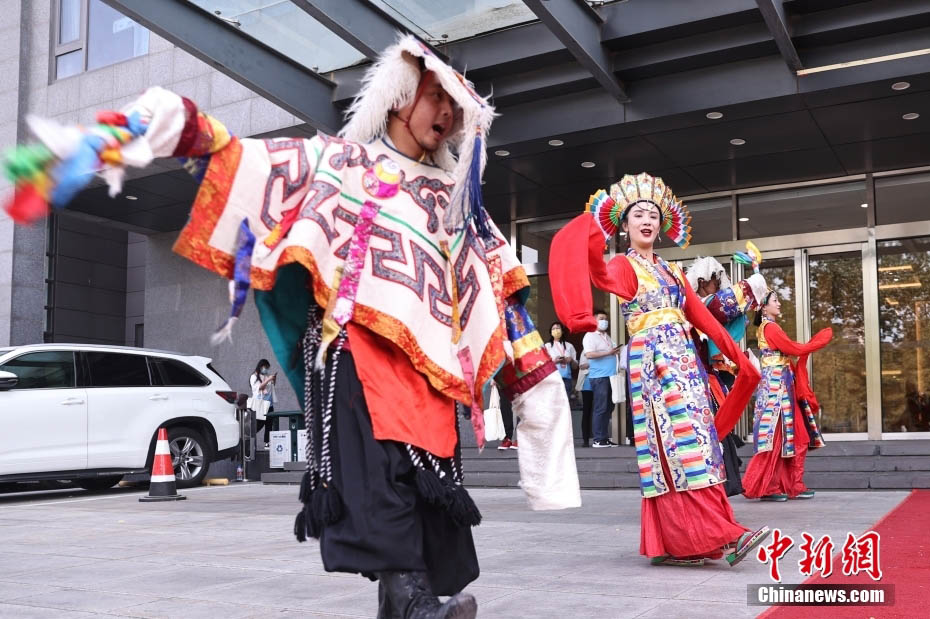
[5,34,581,619]
[686,257,767,496]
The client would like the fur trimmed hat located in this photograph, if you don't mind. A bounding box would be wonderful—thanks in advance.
[340,34,497,237]
[686,256,732,293]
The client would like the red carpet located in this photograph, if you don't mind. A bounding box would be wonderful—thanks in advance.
[761,490,930,619]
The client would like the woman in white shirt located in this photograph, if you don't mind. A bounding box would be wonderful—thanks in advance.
[544,321,577,400]
[249,358,277,448]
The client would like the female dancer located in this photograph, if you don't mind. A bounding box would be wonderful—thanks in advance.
[550,173,770,567]
[743,292,832,501]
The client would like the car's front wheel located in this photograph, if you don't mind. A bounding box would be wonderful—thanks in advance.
[167,426,212,488]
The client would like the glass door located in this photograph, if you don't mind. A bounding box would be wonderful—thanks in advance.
[806,246,869,436]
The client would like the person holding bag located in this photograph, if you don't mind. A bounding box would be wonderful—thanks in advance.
[545,321,577,401]
[249,359,277,448]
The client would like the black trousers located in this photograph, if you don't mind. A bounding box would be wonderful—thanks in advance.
[580,390,593,442]
[318,352,479,595]
[256,407,274,444]
[716,370,744,497]
[500,391,514,440]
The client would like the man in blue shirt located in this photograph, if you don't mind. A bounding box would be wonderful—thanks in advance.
[582,310,620,448]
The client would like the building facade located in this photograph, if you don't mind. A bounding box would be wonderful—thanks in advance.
[2,0,930,436]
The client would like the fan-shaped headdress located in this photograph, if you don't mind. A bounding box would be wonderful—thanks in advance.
[584,172,692,248]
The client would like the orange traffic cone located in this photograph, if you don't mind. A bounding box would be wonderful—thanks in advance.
[140,428,187,502]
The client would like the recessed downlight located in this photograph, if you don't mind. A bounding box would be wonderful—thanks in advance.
[494,150,510,156]
[125,195,138,200]
[738,216,749,222]
[903,112,920,120]
[548,139,564,146]
[730,138,746,146]
[892,81,911,91]
[580,161,596,168]
[861,203,869,208]
[706,111,723,120]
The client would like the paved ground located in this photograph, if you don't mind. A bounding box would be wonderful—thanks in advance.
[0,484,908,618]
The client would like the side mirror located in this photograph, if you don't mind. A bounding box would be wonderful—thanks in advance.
[0,370,18,391]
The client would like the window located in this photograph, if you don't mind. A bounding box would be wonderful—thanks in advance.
[738,181,867,239]
[52,0,149,80]
[150,357,210,387]
[877,236,930,433]
[85,352,151,387]
[875,173,930,226]
[687,197,733,245]
[0,351,76,389]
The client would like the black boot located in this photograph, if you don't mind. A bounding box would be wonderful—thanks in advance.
[376,571,477,619]
[377,579,395,619]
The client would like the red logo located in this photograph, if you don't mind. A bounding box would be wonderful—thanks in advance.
[756,528,795,582]
[841,531,883,581]
[798,533,835,578]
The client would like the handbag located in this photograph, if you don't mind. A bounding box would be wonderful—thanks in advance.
[483,384,506,442]
[248,397,271,421]
[575,367,589,392]
[609,356,626,404]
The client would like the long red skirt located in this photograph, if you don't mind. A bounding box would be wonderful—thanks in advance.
[640,440,749,559]
[742,407,810,499]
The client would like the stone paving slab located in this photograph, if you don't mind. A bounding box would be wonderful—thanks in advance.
[0,484,908,618]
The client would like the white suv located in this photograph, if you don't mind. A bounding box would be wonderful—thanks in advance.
[0,344,240,490]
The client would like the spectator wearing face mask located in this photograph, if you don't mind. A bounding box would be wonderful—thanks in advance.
[582,310,620,448]
[545,321,577,401]
[250,359,277,448]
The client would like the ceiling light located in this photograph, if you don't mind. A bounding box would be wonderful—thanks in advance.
[580,161,596,168]
[125,195,138,200]
[548,139,564,146]
[891,81,911,91]
[903,112,920,120]
[879,282,922,289]
[738,216,749,222]
[730,138,746,146]
[494,150,510,156]
[879,265,913,272]
[706,111,723,120]
[860,203,869,208]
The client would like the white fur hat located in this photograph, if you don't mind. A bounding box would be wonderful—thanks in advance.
[686,256,732,292]
[340,34,497,236]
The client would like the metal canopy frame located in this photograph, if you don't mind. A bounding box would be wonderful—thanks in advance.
[293,0,445,62]
[100,0,343,134]
[756,0,803,71]
[523,0,629,103]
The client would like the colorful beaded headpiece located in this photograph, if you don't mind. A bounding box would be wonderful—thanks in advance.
[584,172,692,248]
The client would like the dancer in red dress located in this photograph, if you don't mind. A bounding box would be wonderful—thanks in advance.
[550,174,771,567]
[743,291,832,501]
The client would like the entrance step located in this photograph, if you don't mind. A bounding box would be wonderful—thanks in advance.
[260,440,930,490]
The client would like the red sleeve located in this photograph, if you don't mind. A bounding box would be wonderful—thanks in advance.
[549,213,637,334]
[762,323,833,356]
[764,323,833,414]
[682,281,760,437]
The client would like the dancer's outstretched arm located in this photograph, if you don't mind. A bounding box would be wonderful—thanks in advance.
[763,322,833,412]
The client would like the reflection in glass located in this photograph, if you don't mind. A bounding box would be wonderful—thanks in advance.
[808,252,866,433]
[687,197,732,245]
[878,237,930,433]
[738,181,866,239]
[191,1,365,73]
[369,0,536,43]
[56,50,83,80]
[87,0,149,71]
[875,173,930,225]
[59,0,81,44]
[517,218,568,266]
